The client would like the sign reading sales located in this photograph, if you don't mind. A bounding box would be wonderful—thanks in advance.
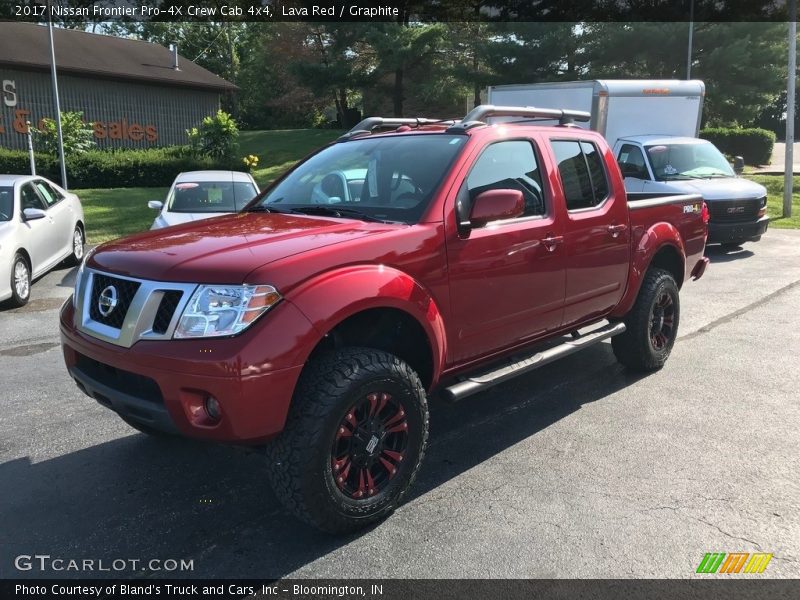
[0,79,160,143]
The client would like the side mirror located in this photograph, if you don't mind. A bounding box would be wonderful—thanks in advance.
[733,156,745,175]
[22,208,46,221]
[469,189,525,228]
[148,200,164,210]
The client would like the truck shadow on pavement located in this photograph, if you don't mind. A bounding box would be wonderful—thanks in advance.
[0,344,648,580]
[705,245,755,263]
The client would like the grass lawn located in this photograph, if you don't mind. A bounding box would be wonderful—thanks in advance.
[76,129,343,244]
[78,187,167,244]
[744,174,800,229]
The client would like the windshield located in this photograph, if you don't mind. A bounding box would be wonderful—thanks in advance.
[250,134,467,223]
[167,180,257,213]
[646,142,735,180]
[0,186,12,221]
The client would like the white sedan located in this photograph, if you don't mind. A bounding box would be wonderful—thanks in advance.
[0,175,85,307]
[148,170,260,229]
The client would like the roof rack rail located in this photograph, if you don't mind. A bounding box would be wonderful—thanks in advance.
[338,117,456,141]
[447,104,591,132]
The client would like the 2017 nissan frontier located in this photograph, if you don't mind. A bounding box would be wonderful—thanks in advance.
[60,105,709,533]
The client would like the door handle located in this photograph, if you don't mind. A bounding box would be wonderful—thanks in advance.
[542,235,564,251]
[607,224,627,238]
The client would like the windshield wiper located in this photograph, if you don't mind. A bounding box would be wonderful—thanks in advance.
[288,205,392,223]
[245,205,294,214]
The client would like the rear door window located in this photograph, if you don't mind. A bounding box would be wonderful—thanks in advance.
[34,180,63,207]
[550,140,609,211]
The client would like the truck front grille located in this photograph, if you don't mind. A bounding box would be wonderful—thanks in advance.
[76,269,197,348]
[152,291,183,334]
[707,198,762,223]
[88,273,140,329]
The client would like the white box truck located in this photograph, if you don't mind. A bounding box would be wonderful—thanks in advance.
[486,80,769,246]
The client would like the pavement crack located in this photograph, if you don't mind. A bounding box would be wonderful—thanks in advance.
[681,278,800,341]
[690,515,764,551]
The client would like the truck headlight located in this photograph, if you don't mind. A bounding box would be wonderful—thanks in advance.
[174,284,281,339]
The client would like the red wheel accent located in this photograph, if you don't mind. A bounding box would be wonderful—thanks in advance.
[650,292,676,351]
[330,391,409,499]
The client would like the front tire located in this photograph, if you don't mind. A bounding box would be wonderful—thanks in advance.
[612,268,680,371]
[7,253,31,307]
[65,225,84,266]
[266,347,429,534]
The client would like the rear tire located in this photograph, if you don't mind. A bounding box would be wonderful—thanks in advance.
[7,253,31,308]
[612,268,679,371]
[266,347,429,534]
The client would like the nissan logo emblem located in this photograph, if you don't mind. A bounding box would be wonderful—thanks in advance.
[97,285,118,317]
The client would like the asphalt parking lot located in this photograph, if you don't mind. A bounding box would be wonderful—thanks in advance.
[1,230,799,579]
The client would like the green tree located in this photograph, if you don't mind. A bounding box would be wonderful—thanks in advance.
[33,111,95,155]
[583,22,787,126]
[187,110,239,160]
[289,23,372,128]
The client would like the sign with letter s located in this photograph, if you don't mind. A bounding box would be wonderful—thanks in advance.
[2,80,17,107]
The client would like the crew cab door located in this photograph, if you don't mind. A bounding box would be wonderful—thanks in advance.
[548,138,630,326]
[445,138,566,363]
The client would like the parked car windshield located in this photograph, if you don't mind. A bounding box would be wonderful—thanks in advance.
[167,180,258,213]
[0,186,12,221]
[646,142,735,181]
[250,134,467,223]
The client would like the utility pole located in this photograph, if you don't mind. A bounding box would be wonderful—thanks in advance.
[687,0,694,79]
[26,121,36,176]
[46,0,68,189]
[785,0,796,218]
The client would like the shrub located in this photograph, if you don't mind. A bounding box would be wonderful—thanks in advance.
[187,110,239,160]
[33,111,96,155]
[700,127,776,166]
[0,146,241,188]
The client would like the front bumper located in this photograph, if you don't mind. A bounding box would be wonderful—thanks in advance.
[60,299,312,444]
[707,215,769,244]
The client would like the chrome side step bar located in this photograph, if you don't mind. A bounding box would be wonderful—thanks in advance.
[441,322,627,402]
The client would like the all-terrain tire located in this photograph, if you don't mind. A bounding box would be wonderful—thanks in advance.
[612,268,680,371]
[266,347,429,534]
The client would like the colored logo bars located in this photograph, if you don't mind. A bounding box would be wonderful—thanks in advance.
[696,552,773,574]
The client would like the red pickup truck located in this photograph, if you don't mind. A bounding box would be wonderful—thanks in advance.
[60,105,708,533]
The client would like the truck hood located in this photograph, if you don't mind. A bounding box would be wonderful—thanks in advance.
[90,212,394,283]
[650,177,767,201]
